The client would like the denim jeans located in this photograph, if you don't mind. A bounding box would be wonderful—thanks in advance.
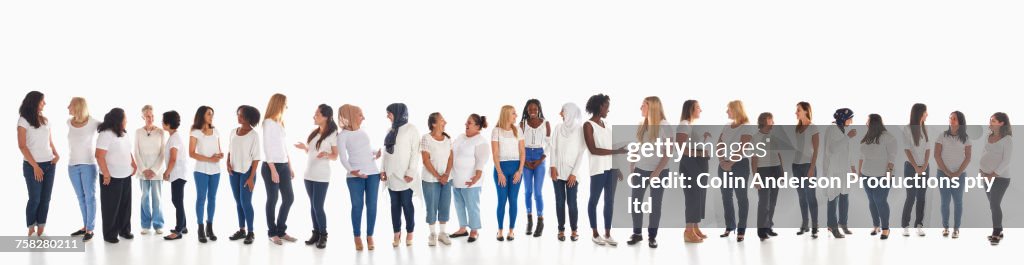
[826,194,849,229]
[346,174,380,236]
[523,147,546,216]
[588,169,617,230]
[453,187,482,230]
[494,160,522,229]
[229,170,256,231]
[69,164,98,231]
[901,162,929,228]
[305,180,329,233]
[422,180,452,224]
[194,172,220,224]
[261,162,294,237]
[756,165,781,233]
[721,159,750,234]
[553,179,579,232]
[863,175,891,229]
[139,179,165,230]
[938,170,965,230]
[389,189,415,233]
[793,163,819,229]
[24,161,55,227]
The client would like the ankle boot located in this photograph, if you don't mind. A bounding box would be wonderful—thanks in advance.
[526,214,534,235]
[316,232,328,249]
[206,222,217,241]
[305,230,321,245]
[533,217,544,237]
[197,225,208,243]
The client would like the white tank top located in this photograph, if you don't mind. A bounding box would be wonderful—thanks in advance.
[587,119,613,175]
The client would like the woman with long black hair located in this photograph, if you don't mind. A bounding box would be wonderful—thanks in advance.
[981,112,1012,246]
[859,114,898,240]
[18,91,59,237]
[295,104,338,249]
[96,108,137,243]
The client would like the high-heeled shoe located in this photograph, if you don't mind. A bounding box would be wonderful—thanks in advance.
[830,227,845,239]
[719,230,731,238]
[796,227,809,235]
[355,238,364,251]
[880,230,890,240]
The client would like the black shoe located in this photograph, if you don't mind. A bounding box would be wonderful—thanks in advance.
[316,232,328,249]
[534,217,544,237]
[206,223,217,241]
[71,229,87,236]
[880,230,890,240]
[468,236,478,243]
[450,231,469,238]
[627,234,643,245]
[83,232,94,242]
[737,233,745,242]
[557,232,566,241]
[244,232,255,244]
[119,232,134,240]
[841,225,852,235]
[811,228,819,239]
[830,228,845,239]
[767,229,778,237]
[181,227,189,234]
[526,214,534,236]
[198,225,208,243]
[648,238,658,248]
[230,230,247,241]
[797,227,808,235]
[163,232,183,240]
[305,230,321,245]
[104,238,120,244]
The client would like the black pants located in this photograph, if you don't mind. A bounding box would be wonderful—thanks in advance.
[756,166,781,237]
[262,162,295,237]
[171,179,187,233]
[100,176,132,241]
[901,162,929,228]
[988,177,1010,236]
[630,168,667,239]
[681,157,708,223]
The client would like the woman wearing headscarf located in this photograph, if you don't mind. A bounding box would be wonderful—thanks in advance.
[823,108,857,238]
[381,103,421,247]
[549,103,586,242]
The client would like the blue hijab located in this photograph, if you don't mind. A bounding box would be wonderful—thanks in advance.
[834,108,854,133]
[384,103,409,154]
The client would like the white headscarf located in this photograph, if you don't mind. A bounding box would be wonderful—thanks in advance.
[559,103,583,137]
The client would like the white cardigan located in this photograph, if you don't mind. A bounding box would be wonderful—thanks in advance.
[382,123,421,191]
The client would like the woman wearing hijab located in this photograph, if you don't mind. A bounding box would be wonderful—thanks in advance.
[381,103,421,247]
[823,108,857,238]
[549,103,586,242]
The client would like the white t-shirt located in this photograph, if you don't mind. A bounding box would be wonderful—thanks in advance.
[793,124,820,164]
[229,128,262,173]
[452,133,490,188]
[587,120,614,176]
[134,127,166,177]
[420,134,453,182]
[67,118,100,165]
[935,133,971,172]
[190,129,222,175]
[18,117,53,162]
[262,119,288,163]
[752,129,782,167]
[304,132,338,182]
[860,132,898,177]
[636,121,673,171]
[165,131,189,182]
[96,130,133,178]
[337,129,381,177]
[902,125,932,165]
[491,127,524,161]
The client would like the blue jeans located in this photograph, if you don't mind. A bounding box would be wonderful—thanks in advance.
[389,189,415,233]
[69,164,98,231]
[553,179,579,232]
[826,194,849,229]
[588,169,617,230]
[793,163,819,229]
[523,147,546,216]
[24,161,55,227]
[863,175,891,229]
[194,172,220,224]
[901,162,929,228]
[346,174,380,236]
[139,179,165,229]
[229,170,256,231]
[261,162,294,237]
[453,187,482,230]
[721,159,750,234]
[422,180,452,224]
[938,170,965,229]
[494,160,522,229]
[305,180,329,233]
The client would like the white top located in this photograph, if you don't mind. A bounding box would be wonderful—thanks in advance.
[382,123,420,191]
[67,118,100,165]
[902,125,932,165]
[980,136,1013,177]
[452,133,490,188]
[96,130,133,178]
[793,125,820,164]
[935,133,972,172]
[229,128,262,173]
[262,119,288,163]
[677,120,712,155]
[190,129,222,175]
[491,127,524,161]
[636,121,673,171]
[337,129,381,177]
[719,124,754,146]
[550,123,586,180]
[304,132,338,182]
[823,126,856,198]
[521,120,550,151]
[420,134,453,182]
[134,127,166,177]
[164,131,189,182]
[752,129,782,168]
[859,131,898,177]
[18,117,53,162]
[586,120,614,176]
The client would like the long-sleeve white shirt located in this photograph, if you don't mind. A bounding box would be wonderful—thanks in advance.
[262,119,288,164]
[980,136,1013,178]
[860,131,898,177]
[134,127,166,177]
[549,123,586,180]
[337,129,381,177]
[382,123,420,191]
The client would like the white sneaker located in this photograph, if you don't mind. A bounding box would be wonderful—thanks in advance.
[604,236,618,246]
[903,228,910,237]
[592,236,606,246]
[141,229,150,235]
[428,233,437,246]
[438,233,452,245]
[156,229,164,235]
[917,227,926,237]
[952,230,960,239]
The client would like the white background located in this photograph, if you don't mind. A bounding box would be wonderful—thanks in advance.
[1,1,1022,264]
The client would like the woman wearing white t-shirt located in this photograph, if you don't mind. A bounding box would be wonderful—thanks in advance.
[901,103,931,237]
[190,105,224,243]
[161,111,190,241]
[421,112,454,247]
[295,104,338,249]
[934,111,971,239]
[381,103,420,247]
[626,96,671,248]
[66,97,99,240]
[718,100,754,242]
[492,105,526,242]
[752,112,785,241]
[550,103,585,242]
[982,112,1012,246]
[338,104,382,251]
[227,105,262,244]
[859,114,898,240]
[823,108,857,238]
[18,91,59,237]
[135,105,166,235]
[449,114,490,243]
[96,108,137,243]
[677,99,711,243]
[792,101,820,238]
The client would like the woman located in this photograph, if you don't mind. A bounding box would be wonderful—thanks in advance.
[450,114,490,243]
[981,112,1012,246]
[296,104,338,249]
[550,103,585,242]
[190,105,223,243]
[793,101,820,238]
[901,103,931,237]
[262,93,298,245]
[381,103,420,247]
[935,111,970,239]
[584,93,625,246]
[18,91,59,237]
[492,105,526,241]
[135,105,166,235]
[751,112,784,241]
[678,99,711,243]
[338,104,381,250]
[520,99,549,237]
[67,97,99,241]
[718,100,753,242]
[227,105,261,244]
[823,108,856,238]
[421,112,454,246]
[626,96,670,248]
[96,108,137,243]
[859,114,898,240]
[162,111,190,240]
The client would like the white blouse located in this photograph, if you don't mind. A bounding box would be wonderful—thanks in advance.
[190,129,222,175]
[262,119,288,164]
[521,120,550,151]
[228,128,262,173]
[382,123,421,191]
[134,127,166,177]
[420,134,453,183]
[550,123,586,180]
[491,127,524,161]
[980,136,1013,178]
[67,118,100,165]
[337,129,381,177]
[164,131,189,182]
[859,131,898,177]
[586,120,614,176]
[452,133,490,188]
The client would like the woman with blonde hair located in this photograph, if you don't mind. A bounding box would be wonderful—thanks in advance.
[626,96,670,248]
[262,93,298,245]
[718,100,753,242]
[492,105,526,241]
[67,97,100,240]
